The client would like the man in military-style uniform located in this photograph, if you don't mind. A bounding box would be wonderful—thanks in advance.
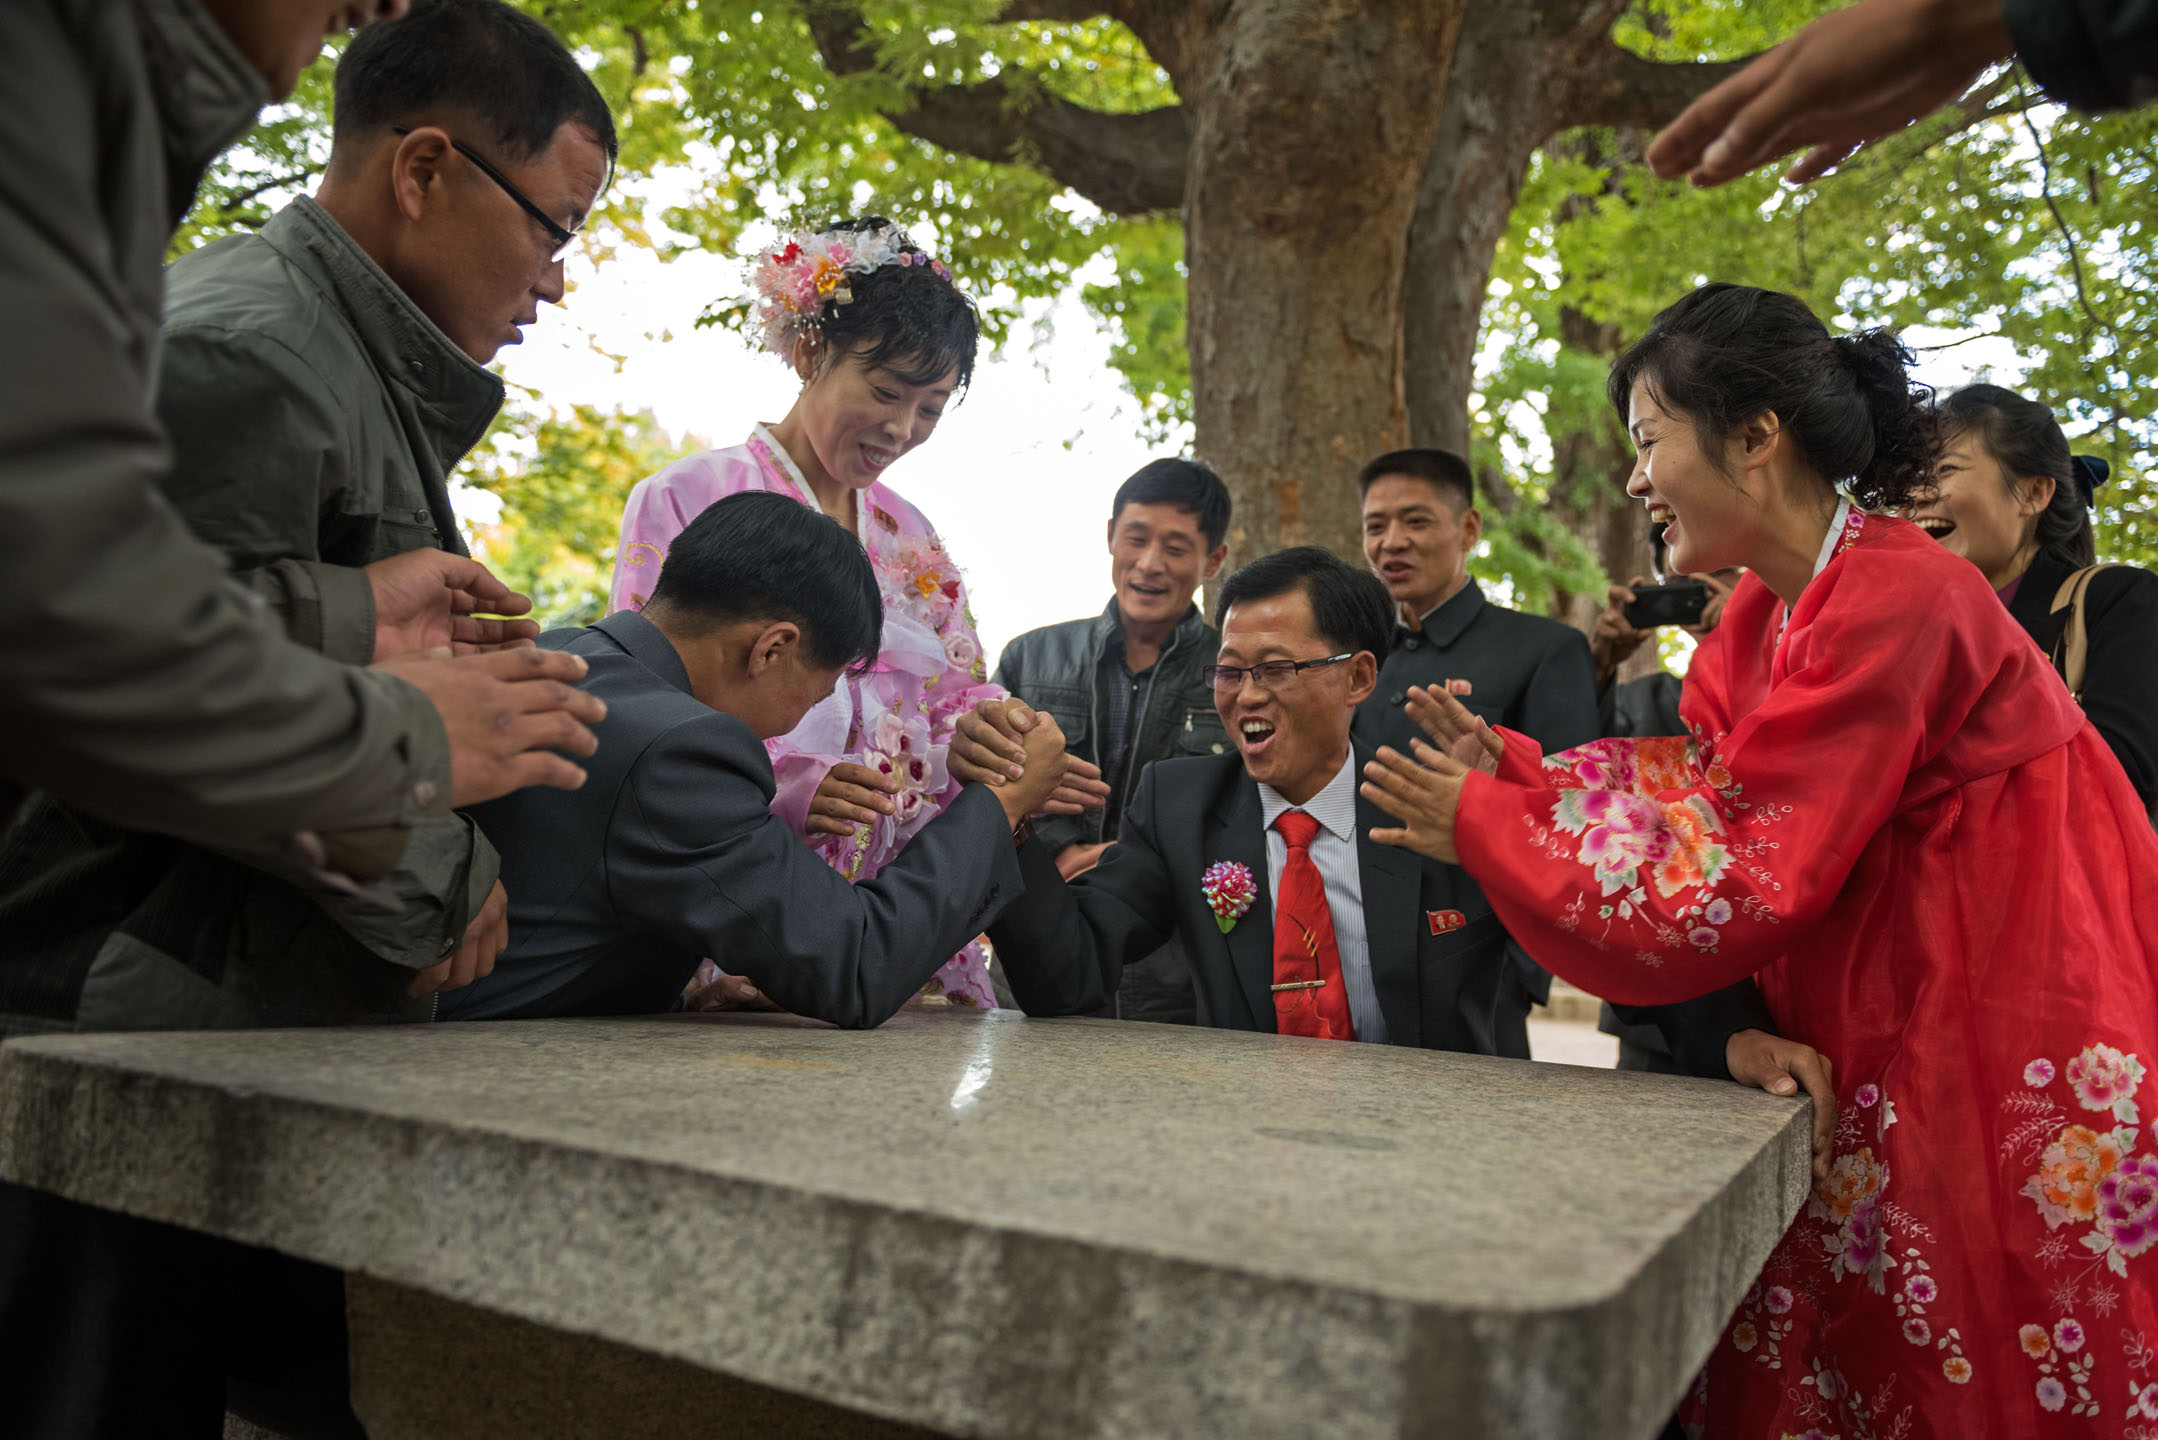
[1350,448,1599,1059]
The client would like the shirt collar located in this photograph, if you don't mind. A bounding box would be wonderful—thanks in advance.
[1810,496,1854,581]
[1257,748,1359,845]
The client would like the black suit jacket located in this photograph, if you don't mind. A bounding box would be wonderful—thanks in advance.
[450,612,1022,1024]
[992,747,1507,1053]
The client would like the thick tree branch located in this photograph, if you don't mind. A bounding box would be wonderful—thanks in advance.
[1556,45,1759,132]
[805,2,1187,216]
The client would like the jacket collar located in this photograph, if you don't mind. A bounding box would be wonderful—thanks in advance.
[593,610,696,697]
[1412,578,1486,649]
[256,196,505,472]
[1092,599,1211,661]
[139,0,268,225]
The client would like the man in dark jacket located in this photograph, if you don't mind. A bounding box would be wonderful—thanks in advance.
[0,0,621,1035]
[0,0,599,911]
[1351,448,1599,1058]
[447,493,1071,1024]
[0,4,602,1436]
[983,548,1512,1051]
[992,458,1232,1023]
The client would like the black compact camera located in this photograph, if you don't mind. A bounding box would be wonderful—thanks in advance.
[1623,579,1710,629]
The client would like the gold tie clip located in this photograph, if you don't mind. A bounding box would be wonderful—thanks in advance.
[1270,979,1327,992]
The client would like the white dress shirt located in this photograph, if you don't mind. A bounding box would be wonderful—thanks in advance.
[1256,750,1388,1045]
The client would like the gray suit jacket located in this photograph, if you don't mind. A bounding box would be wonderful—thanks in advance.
[450,612,1024,1024]
[991,746,1508,1053]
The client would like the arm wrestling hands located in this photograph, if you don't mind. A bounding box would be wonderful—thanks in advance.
[806,697,1105,838]
[1362,685,1840,1176]
[950,698,1112,829]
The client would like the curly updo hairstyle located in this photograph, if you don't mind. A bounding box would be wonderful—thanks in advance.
[1606,283,1936,512]
[804,216,981,396]
[1939,384,2101,572]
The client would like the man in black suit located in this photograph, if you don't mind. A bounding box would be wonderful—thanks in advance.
[967,547,1507,1051]
[445,492,1072,1024]
[1353,448,1600,1058]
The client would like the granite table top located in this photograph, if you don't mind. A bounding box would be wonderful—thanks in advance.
[0,1008,1808,1439]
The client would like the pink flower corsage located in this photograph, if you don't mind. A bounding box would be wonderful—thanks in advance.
[1201,861,1256,934]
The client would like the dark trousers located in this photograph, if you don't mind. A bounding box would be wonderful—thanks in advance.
[0,1180,364,1440]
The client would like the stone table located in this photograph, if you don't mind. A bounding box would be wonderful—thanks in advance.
[0,1009,1808,1440]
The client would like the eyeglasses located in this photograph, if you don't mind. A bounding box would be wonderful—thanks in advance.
[1202,653,1354,694]
[392,126,581,262]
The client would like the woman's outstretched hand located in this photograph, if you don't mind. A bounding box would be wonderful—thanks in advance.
[1403,685,1503,776]
[1361,740,1469,864]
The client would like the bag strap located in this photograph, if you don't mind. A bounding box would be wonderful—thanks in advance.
[2048,564,2126,701]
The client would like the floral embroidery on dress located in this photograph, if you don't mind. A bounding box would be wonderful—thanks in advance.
[2004,1044,2157,1424]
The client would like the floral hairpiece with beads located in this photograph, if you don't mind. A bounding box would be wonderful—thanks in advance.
[746,223,953,358]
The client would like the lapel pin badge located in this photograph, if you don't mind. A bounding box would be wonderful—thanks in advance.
[1427,909,1466,936]
[1445,678,1473,697]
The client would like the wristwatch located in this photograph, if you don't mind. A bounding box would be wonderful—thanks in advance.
[1011,816,1032,848]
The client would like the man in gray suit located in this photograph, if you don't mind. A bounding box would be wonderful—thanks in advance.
[448,492,1072,1024]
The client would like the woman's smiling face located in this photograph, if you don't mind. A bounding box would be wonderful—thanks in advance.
[1624,375,1762,576]
[793,346,955,491]
[1900,429,2043,587]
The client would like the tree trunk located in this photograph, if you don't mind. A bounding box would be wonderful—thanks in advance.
[1401,1,1559,457]
[1171,0,1468,568]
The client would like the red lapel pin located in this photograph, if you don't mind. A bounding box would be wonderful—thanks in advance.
[1427,909,1466,935]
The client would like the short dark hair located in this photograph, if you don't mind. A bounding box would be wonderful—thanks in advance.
[1213,547,1394,662]
[1110,458,1232,549]
[1940,384,2096,571]
[1608,282,1934,511]
[804,216,981,396]
[647,492,882,673]
[1358,448,1474,511]
[333,0,619,167]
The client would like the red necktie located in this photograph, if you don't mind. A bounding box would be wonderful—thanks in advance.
[1270,810,1356,1041]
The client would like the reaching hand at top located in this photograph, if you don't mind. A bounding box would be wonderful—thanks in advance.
[1647,0,2015,187]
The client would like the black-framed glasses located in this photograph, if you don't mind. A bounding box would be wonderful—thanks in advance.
[1202,653,1355,693]
[392,126,580,262]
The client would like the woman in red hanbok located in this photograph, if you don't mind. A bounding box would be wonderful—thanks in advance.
[1363,284,2158,1439]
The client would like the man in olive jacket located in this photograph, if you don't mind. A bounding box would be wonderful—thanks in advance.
[0,0,620,1026]
[992,459,1230,1023]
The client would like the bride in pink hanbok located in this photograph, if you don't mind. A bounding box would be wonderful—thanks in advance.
[609,218,1095,1006]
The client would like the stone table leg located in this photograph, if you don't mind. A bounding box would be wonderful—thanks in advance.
[345,1274,947,1440]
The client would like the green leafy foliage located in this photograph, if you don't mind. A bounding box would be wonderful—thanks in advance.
[462,403,696,627]
[174,0,2156,610]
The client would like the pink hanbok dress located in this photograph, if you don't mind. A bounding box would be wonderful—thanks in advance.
[609,424,1005,1007]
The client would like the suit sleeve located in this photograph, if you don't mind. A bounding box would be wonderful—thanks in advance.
[2078,567,2158,808]
[1609,981,1780,1079]
[992,762,1179,1016]
[2007,0,2158,112]
[154,324,376,664]
[1518,628,1602,754]
[612,716,1025,1028]
[0,9,449,863]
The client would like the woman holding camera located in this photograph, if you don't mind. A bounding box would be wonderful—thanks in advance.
[1906,383,2158,812]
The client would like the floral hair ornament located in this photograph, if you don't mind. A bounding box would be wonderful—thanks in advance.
[746,223,954,359]
[1201,860,1257,935]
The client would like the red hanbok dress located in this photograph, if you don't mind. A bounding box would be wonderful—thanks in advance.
[1456,507,2158,1439]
